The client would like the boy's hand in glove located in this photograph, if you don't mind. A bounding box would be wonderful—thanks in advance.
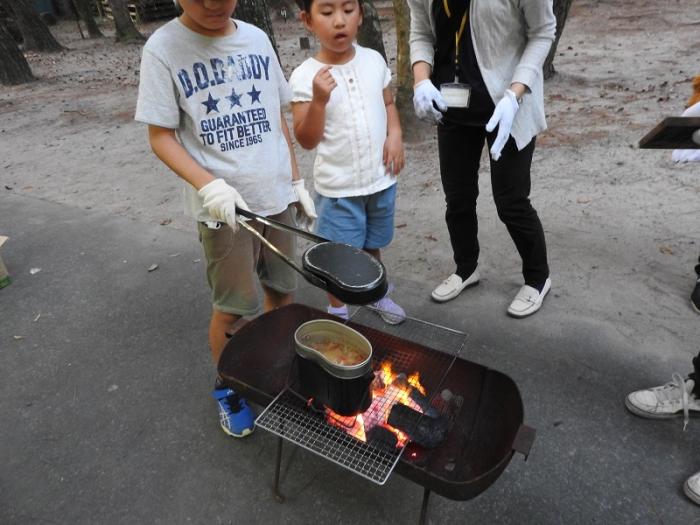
[292,179,317,230]
[413,79,448,123]
[486,89,520,161]
[198,178,250,231]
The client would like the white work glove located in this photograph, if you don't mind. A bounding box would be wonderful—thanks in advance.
[292,179,317,230]
[485,89,520,161]
[197,178,250,231]
[672,102,700,163]
[413,79,448,124]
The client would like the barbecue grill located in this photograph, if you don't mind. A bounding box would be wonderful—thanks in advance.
[218,304,535,523]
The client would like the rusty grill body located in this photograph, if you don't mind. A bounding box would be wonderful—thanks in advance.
[218,304,534,512]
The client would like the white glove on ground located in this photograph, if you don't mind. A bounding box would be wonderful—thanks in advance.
[486,89,520,161]
[413,79,448,124]
[292,179,317,230]
[197,178,249,231]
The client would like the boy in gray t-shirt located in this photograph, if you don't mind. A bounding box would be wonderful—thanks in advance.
[135,0,316,438]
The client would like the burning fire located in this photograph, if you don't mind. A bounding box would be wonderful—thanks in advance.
[326,361,426,448]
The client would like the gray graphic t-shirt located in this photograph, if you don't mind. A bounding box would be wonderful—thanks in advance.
[135,19,295,220]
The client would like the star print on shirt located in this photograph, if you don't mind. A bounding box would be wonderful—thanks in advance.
[226,88,243,108]
[247,85,262,105]
[202,93,220,114]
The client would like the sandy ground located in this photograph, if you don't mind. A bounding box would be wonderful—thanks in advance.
[2,0,699,358]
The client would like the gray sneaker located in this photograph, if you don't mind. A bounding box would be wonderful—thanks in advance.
[625,374,700,430]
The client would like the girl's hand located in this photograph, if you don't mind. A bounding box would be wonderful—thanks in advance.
[312,66,336,105]
[383,132,405,176]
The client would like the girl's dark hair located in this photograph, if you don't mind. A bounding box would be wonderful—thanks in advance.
[302,0,363,12]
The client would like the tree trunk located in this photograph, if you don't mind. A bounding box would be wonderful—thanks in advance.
[357,0,386,60]
[235,0,278,55]
[0,19,34,85]
[0,0,64,52]
[392,0,420,133]
[107,0,144,43]
[73,0,104,38]
[543,0,574,80]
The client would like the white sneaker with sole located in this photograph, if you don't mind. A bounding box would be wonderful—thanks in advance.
[507,278,551,318]
[431,270,480,303]
[684,471,700,506]
[625,374,700,430]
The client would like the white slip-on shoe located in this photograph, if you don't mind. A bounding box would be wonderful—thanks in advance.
[684,471,700,506]
[431,270,480,303]
[506,277,551,318]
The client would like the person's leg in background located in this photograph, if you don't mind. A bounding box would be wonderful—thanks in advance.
[487,135,550,318]
[431,122,485,302]
[691,254,700,313]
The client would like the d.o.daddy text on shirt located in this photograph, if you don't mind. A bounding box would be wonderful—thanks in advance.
[135,19,295,220]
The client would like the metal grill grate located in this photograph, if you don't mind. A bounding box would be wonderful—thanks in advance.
[255,388,403,485]
[255,314,468,485]
[349,307,467,357]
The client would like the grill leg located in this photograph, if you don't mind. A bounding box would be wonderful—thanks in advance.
[273,436,285,503]
[418,488,431,525]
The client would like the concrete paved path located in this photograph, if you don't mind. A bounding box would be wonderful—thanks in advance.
[1,193,698,524]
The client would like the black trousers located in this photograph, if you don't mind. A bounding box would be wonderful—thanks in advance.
[689,352,700,395]
[437,121,549,286]
[695,255,700,278]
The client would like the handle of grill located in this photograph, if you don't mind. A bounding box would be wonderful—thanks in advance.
[512,424,536,461]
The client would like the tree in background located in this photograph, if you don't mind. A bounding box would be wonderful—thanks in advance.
[543,0,574,79]
[0,19,34,84]
[356,0,386,61]
[391,0,416,126]
[0,0,64,52]
[107,0,144,42]
[71,0,104,38]
[236,0,278,55]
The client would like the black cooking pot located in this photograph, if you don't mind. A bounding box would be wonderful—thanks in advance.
[294,320,374,416]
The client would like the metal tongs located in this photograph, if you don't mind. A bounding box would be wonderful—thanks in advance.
[236,209,388,305]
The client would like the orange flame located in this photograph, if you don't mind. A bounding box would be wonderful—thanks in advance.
[325,361,426,448]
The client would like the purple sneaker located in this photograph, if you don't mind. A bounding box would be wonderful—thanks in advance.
[368,295,406,325]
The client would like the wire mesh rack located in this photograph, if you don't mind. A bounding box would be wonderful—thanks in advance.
[256,388,403,485]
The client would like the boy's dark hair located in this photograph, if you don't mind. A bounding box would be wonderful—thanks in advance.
[302,0,363,12]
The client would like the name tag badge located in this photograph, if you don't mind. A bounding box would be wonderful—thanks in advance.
[441,82,471,108]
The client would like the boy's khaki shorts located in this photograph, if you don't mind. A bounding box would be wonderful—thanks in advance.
[198,205,297,316]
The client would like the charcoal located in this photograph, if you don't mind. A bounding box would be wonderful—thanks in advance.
[387,404,447,449]
[409,388,440,418]
[390,374,440,418]
[367,426,398,450]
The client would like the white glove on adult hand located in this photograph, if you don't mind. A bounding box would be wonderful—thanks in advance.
[292,179,317,230]
[413,79,448,123]
[197,178,250,231]
[486,89,520,161]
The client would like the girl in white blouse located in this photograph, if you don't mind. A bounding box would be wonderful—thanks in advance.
[289,0,407,324]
